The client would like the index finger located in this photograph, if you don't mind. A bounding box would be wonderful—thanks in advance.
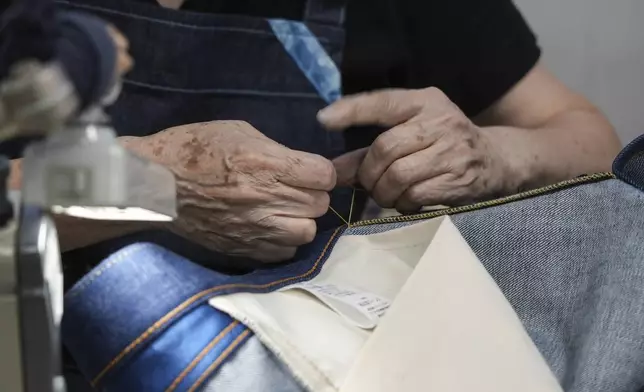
[275,149,337,191]
[317,89,425,131]
[332,147,368,187]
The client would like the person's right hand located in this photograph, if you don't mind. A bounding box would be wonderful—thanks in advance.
[124,121,336,262]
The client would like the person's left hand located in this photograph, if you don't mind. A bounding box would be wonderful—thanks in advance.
[318,88,516,213]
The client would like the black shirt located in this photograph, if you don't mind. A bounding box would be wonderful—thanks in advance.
[181,0,541,117]
[0,0,538,158]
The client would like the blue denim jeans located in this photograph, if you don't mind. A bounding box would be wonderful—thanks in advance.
[63,135,644,392]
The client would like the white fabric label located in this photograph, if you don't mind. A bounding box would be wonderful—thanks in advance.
[283,281,391,329]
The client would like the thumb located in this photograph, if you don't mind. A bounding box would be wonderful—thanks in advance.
[317,89,422,131]
[332,148,368,187]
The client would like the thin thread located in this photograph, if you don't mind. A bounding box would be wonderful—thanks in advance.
[347,187,356,226]
[329,187,358,227]
[328,205,348,226]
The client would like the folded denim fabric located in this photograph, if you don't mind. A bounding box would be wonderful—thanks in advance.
[63,228,342,391]
[63,137,644,392]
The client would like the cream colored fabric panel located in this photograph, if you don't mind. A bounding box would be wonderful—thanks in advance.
[340,218,562,392]
[211,217,561,391]
[211,219,443,390]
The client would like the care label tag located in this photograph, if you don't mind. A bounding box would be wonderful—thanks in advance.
[282,281,391,329]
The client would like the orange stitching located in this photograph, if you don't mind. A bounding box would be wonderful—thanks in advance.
[165,321,239,392]
[90,226,342,387]
[187,329,252,392]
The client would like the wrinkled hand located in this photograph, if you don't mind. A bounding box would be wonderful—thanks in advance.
[318,88,513,213]
[126,121,336,262]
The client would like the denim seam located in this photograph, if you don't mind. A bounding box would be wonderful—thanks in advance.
[164,321,240,392]
[90,226,343,388]
[66,244,148,299]
[56,0,330,42]
[351,173,615,228]
[187,328,253,392]
[123,79,323,97]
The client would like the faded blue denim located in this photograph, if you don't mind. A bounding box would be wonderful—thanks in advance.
[62,228,341,390]
[453,178,644,392]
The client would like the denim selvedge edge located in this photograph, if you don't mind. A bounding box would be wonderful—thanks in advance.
[101,305,252,392]
[62,227,343,389]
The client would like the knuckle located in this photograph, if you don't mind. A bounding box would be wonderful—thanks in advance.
[284,219,317,244]
[457,171,478,188]
[447,158,469,177]
[254,214,279,230]
[312,192,331,217]
[282,154,303,173]
[422,87,447,101]
[409,122,429,139]
[299,220,318,243]
[450,113,471,131]
[405,185,424,204]
[317,158,337,190]
[372,134,394,159]
[388,160,411,186]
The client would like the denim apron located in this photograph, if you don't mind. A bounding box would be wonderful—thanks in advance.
[64,134,644,392]
[56,0,354,274]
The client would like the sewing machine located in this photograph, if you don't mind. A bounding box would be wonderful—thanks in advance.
[0,55,177,392]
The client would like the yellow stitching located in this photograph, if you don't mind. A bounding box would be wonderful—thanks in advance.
[187,329,252,392]
[351,172,616,227]
[328,205,349,226]
[90,226,343,387]
[165,321,239,392]
[86,173,614,387]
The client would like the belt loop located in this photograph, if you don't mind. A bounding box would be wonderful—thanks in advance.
[303,0,347,27]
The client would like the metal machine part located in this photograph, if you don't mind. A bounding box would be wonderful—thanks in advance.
[0,56,177,391]
[0,61,79,142]
[0,218,23,392]
[0,156,22,392]
[0,201,66,392]
[16,206,66,392]
[21,107,177,222]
